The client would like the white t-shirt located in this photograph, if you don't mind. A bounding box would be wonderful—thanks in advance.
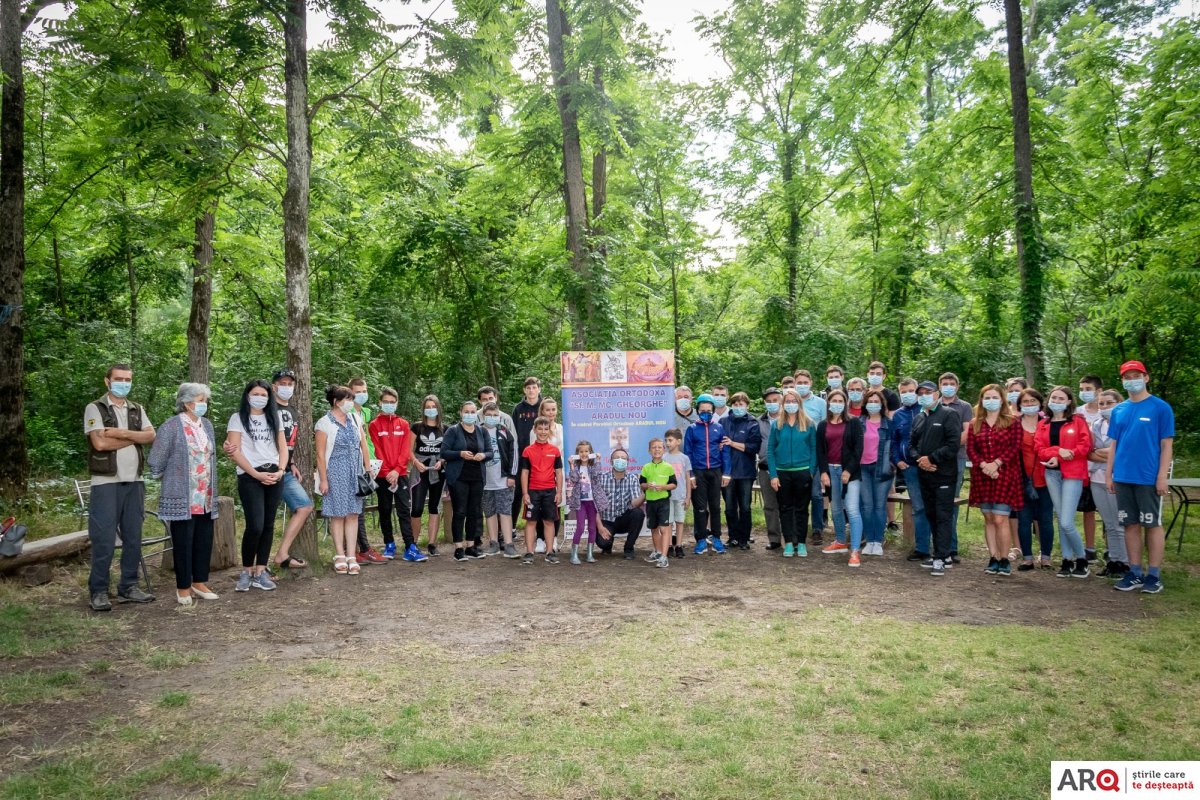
[227,412,282,475]
[84,400,153,485]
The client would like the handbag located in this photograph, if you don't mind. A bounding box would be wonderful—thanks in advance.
[356,471,376,498]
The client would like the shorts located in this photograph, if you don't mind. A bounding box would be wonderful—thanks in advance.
[669,498,687,524]
[1115,482,1163,529]
[410,472,443,517]
[1076,488,1097,513]
[483,485,515,518]
[645,498,671,529]
[281,471,314,511]
[978,502,1012,517]
[524,488,559,523]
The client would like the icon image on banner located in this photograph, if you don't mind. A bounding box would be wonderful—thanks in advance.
[561,351,601,384]
[628,350,673,384]
[601,351,628,383]
[609,427,630,453]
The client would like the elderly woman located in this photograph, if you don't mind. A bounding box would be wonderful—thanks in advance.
[147,383,220,606]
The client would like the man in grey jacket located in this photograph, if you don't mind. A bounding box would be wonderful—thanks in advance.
[757,387,783,549]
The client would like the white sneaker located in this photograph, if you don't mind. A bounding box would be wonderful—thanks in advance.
[534,538,546,554]
[869,542,883,556]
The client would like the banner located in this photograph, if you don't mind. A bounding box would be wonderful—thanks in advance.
[560,350,676,473]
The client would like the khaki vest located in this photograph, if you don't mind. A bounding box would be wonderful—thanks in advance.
[86,395,145,477]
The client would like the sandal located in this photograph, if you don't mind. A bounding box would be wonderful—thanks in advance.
[347,559,361,576]
[276,555,308,569]
[333,555,349,574]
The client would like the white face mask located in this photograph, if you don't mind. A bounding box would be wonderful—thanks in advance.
[248,395,269,410]
[275,385,294,401]
[339,400,355,414]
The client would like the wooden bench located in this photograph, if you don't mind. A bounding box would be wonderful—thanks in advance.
[889,492,968,550]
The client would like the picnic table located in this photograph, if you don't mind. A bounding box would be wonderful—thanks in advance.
[888,491,968,550]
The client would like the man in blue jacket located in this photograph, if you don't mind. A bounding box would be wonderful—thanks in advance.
[684,394,728,555]
[890,377,932,561]
[721,391,762,549]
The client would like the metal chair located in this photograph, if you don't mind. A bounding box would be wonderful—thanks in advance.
[74,478,172,592]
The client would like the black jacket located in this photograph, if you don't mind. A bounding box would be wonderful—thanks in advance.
[908,404,961,478]
[440,423,494,485]
[815,417,865,480]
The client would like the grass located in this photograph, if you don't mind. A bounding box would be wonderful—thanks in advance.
[0,599,115,659]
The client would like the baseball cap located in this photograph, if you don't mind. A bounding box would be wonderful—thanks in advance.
[916,380,938,393]
[272,368,297,382]
[761,386,782,400]
[1119,360,1147,377]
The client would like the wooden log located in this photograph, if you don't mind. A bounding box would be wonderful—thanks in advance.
[211,496,238,571]
[0,530,90,574]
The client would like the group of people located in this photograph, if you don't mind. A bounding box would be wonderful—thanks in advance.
[81,357,1175,611]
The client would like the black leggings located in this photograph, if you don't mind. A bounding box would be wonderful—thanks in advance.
[376,476,415,547]
[237,472,283,568]
[410,471,444,517]
[776,470,813,546]
[170,514,214,591]
[449,478,483,546]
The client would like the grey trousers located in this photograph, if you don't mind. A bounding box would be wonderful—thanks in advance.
[757,467,781,545]
[1091,480,1128,563]
[88,481,145,595]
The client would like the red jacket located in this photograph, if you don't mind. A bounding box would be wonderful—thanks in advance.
[369,414,412,476]
[1035,414,1092,482]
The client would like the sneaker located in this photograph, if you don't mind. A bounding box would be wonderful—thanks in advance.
[382,542,397,560]
[984,558,1000,575]
[1056,559,1073,578]
[796,544,807,558]
[503,544,520,559]
[1072,559,1090,579]
[848,551,861,568]
[645,551,662,563]
[361,548,387,564]
[907,550,930,562]
[949,553,961,564]
[117,586,155,603]
[708,537,727,554]
[997,560,1012,576]
[534,538,547,554]
[1140,575,1163,594]
[673,545,685,559]
[783,543,795,558]
[403,544,429,563]
[765,542,782,551]
[810,532,824,547]
[1085,548,1098,563]
[657,556,669,569]
[1114,572,1143,592]
[453,549,468,562]
[545,552,559,564]
[738,543,751,551]
[930,559,945,576]
[251,572,277,591]
[822,541,849,554]
[920,558,936,569]
[485,541,501,556]
[235,571,252,592]
[521,552,534,565]
[355,552,371,565]
[89,592,112,612]
[622,551,635,560]
[694,539,709,556]
[427,544,439,557]
[464,546,485,559]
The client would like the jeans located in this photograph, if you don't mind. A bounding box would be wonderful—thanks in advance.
[169,514,213,591]
[1018,483,1055,559]
[87,481,146,595]
[826,465,863,550]
[903,465,932,554]
[692,468,723,542]
[859,462,890,545]
[777,470,813,546]
[723,477,754,545]
[449,478,484,546]
[598,507,647,553]
[919,472,956,560]
[758,467,781,545]
[375,476,415,547]
[237,472,283,568]
[281,471,313,511]
[810,467,825,534]
[949,452,966,553]
[1090,479,1128,563]
[1044,470,1086,560]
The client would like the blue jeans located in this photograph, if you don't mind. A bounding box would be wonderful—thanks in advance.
[281,470,314,511]
[859,462,890,545]
[810,467,824,533]
[826,465,863,550]
[948,452,965,553]
[1044,470,1086,560]
[903,465,932,554]
[1018,483,1055,559]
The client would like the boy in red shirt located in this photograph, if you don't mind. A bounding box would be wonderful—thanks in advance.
[368,387,426,562]
[521,417,564,564]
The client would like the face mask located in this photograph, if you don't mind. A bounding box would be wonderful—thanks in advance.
[275,385,294,401]
[1021,405,1040,416]
[612,458,628,471]
[797,385,812,397]
[848,390,864,403]
[940,385,957,398]
[354,392,368,406]
[829,402,845,415]
[483,415,500,427]
[900,392,917,407]
[1100,407,1113,419]
[424,407,439,419]
[1007,391,1020,404]
[917,394,935,409]
[380,402,398,415]
[1048,401,1068,414]
[982,398,1002,412]
[868,375,883,387]
[783,402,799,414]
[461,412,478,425]
[698,411,713,423]
[191,401,208,417]
[1122,378,1146,394]
[1079,390,1096,404]
[676,398,692,412]
[339,400,355,414]
[865,402,882,415]
[248,395,269,410]
[731,406,747,418]
[828,378,842,389]
[713,396,727,409]
[109,380,132,398]
[765,402,780,414]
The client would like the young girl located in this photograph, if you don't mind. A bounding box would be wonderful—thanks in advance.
[1036,386,1093,578]
[816,388,865,565]
[410,395,445,555]
[858,388,893,556]
[566,440,608,564]
[1016,388,1055,570]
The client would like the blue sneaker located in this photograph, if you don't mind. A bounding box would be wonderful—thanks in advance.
[1141,575,1163,594]
[796,544,807,558]
[708,537,727,554]
[694,539,709,556]
[403,544,428,563]
[382,542,397,560]
[1114,572,1144,592]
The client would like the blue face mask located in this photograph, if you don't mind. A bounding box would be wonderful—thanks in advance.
[713,396,727,409]
[424,407,438,419]
[940,385,957,398]
[797,385,812,397]
[900,392,917,407]
[829,402,845,415]
[868,375,883,386]
[731,406,747,418]
[249,395,269,410]
[483,415,500,427]
[783,402,800,414]
[191,401,208,417]
[764,402,780,415]
[917,394,935,409]
[354,392,368,406]
[1048,401,1068,414]
[848,390,864,403]
[1100,407,1113,419]
[982,398,1002,412]
[676,398,692,412]
[1021,405,1041,416]
[380,402,397,415]
[865,402,882,415]
[1122,378,1146,394]
[612,458,628,472]
[1007,391,1021,405]
[461,412,477,425]
[828,378,842,389]
[698,411,713,423]
[1079,390,1096,404]
[109,380,132,398]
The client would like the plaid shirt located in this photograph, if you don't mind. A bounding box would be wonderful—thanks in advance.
[966,419,1024,510]
[594,469,642,518]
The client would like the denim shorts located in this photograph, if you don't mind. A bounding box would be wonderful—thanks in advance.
[281,471,314,511]
[978,502,1011,516]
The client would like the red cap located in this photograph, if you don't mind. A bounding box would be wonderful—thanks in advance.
[1119,360,1148,377]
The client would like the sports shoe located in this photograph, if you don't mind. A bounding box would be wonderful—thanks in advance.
[1140,575,1163,594]
[382,542,397,559]
[453,549,468,562]
[930,559,945,577]
[503,544,520,559]
[1056,559,1073,578]
[427,544,439,556]
[997,560,1012,576]
[948,553,961,564]
[708,537,727,554]
[645,551,662,563]
[1114,572,1143,591]
[822,541,848,554]
[848,551,861,568]
[782,543,795,558]
[907,550,930,562]
[545,552,559,564]
[694,539,709,556]
[622,551,635,560]
[1085,548,1098,563]
[1071,558,1090,579]
[464,546,485,559]
[360,548,387,564]
[534,538,546,554]
[521,552,534,565]
[673,545,685,559]
[920,558,936,569]
[656,556,669,569]
[485,541,501,556]
[403,544,428,563]
[89,592,112,612]
[796,544,807,557]
[984,558,1000,575]
[235,571,252,592]
[1018,561,1035,572]
[251,572,277,591]
[117,586,155,603]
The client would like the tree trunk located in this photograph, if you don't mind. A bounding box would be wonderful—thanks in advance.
[283,0,317,565]
[187,209,215,383]
[0,0,27,497]
[781,136,801,325]
[1004,0,1046,386]
[545,0,590,348]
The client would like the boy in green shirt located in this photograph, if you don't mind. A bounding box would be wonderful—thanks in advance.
[640,438,678,568]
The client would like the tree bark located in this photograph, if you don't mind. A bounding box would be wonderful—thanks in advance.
[0,0,27,497]
[1004,0,1046,386]
[781,136,801,324]
[283,0,317,564]
[188,209,215,383]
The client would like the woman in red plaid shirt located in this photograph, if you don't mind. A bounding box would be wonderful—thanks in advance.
[967,384,1024,575]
